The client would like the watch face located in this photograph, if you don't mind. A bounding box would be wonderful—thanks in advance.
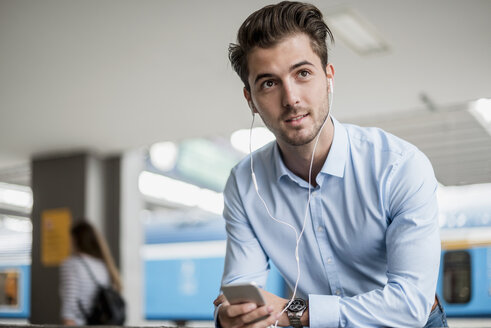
[288,298,307,312]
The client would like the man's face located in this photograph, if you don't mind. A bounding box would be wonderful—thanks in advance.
[244,33,334,147]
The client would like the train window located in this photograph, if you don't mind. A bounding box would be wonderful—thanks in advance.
[0,271,20,308]
[443,250,471,304]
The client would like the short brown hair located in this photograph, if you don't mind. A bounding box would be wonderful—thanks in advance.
[229,1,334,91]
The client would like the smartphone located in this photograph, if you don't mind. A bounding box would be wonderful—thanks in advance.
[221,282,266,306]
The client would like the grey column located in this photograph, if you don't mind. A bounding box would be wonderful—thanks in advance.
[30,152,126,324]
[120,149,144,325]
[104,156,122,267]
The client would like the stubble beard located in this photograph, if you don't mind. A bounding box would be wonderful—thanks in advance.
[275,97,330,147]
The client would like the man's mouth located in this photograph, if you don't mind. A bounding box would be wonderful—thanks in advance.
[285,114,308,122]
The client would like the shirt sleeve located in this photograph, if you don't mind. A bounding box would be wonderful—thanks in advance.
[309,149,440,328]
[214,303,223,328]
[221,168,271,287]
[216,170,271,327]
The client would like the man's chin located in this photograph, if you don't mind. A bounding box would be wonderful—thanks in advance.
[280,133,317,147]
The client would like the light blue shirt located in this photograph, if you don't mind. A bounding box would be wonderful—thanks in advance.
[220,117,440,327]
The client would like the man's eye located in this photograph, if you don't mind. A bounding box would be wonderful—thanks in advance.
[299,70,310,78]
[262,80,275,89]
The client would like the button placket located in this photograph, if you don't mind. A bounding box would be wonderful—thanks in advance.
[310,187,344,298]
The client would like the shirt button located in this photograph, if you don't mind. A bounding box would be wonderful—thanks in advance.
[327,257,332,264]
[317,226,324,232]
[335,290,341,296]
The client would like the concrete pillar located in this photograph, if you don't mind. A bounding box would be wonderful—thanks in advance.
[29,152,131,324]
[104,157,122,268]
[120,149,144,325]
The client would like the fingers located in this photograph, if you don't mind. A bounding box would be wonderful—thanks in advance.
[214,294,227,306]
[218,303,279,328]
[241,305,276,326]
[246,310,279,328]
[218,302,256,328]
[225,303,257,318]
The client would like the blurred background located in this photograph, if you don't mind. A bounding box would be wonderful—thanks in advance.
[0,0,490,326]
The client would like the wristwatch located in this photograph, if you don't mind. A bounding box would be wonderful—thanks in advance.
[286,298,307,328]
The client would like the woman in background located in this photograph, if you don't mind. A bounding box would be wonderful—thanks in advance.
[59,220,122,325]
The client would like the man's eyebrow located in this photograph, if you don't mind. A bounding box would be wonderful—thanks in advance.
[290,60,314,71]
[253,60,315,86]
[254,73,274,86]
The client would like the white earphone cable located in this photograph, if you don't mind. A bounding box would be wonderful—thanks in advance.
[249,79,333,326]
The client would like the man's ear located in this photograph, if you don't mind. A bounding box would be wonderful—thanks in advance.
[243,87,258,115]
[325,63,335,80]
[325,63,335,94]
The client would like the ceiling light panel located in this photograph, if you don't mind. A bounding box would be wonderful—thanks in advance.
[326,8,390,55]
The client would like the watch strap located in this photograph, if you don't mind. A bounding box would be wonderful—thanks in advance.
[288,314,303,328]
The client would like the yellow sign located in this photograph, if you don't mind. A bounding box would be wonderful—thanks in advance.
[41,208,72,266]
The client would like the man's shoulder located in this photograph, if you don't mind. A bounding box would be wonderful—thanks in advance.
[224,141,276,204]
[342,122,417,158]
[340,122,435,182]
[231,140,276,177]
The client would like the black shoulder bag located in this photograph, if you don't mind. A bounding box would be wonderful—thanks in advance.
[77,256,126,325]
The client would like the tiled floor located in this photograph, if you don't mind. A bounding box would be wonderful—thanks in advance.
[447,318,491,327]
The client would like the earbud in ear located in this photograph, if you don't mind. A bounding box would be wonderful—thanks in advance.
[329,79,334,94]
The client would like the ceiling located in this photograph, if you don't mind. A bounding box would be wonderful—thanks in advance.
[351,104,491,186]
[0,0,490,185]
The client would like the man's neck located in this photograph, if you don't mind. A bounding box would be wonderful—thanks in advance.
[278,119,334,186]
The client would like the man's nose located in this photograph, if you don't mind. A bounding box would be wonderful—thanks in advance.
[281,80,300,108]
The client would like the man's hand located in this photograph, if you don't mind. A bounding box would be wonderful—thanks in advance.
[214,293,277,328]
[260,289,290,327]
[214,288,305,328]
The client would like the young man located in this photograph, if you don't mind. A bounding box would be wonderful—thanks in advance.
[214,2,447,327]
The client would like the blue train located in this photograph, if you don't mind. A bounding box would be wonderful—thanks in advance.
[142,216,491,320]
[0,228,31,318]
[142,217,286,320]
[437,228,491,316]
[1,216,490,320]
[0,217,285,321]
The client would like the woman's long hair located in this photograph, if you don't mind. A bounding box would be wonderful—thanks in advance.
[70,220,122,292]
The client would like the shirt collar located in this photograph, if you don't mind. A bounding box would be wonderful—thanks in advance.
[320,116,347,178]
[273,116,347,183]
